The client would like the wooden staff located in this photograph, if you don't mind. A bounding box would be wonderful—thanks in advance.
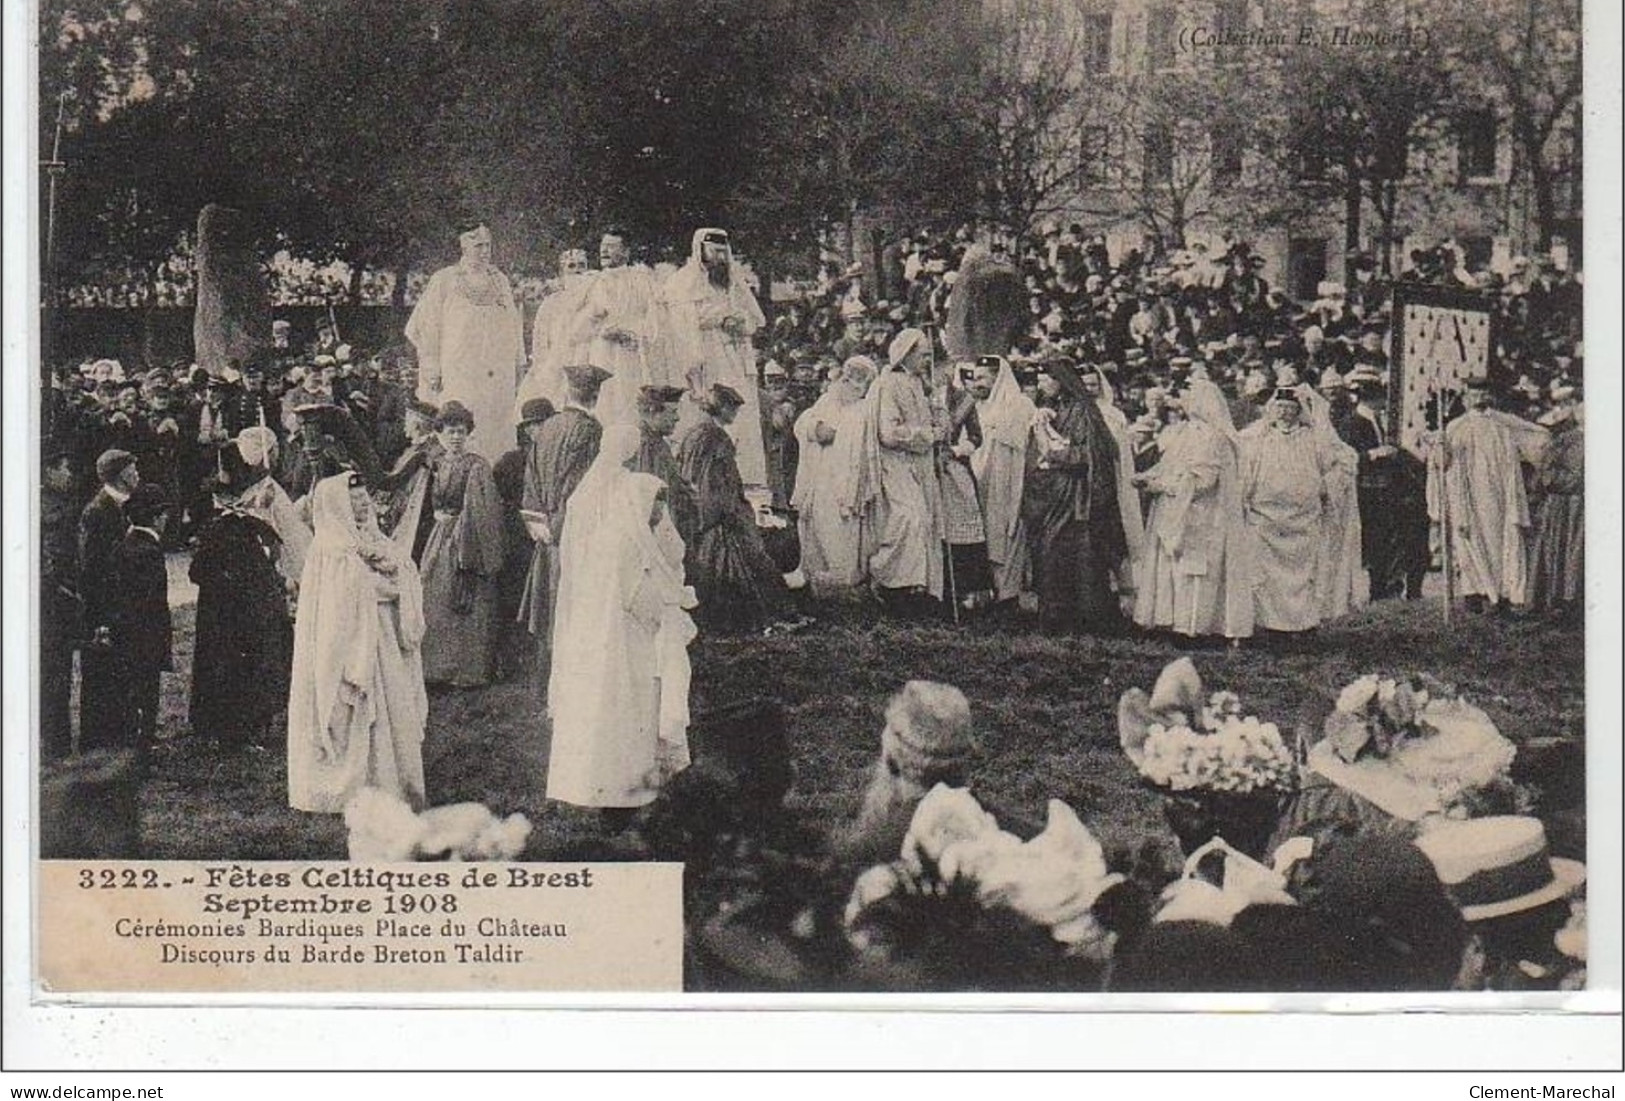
[923,320,959,625]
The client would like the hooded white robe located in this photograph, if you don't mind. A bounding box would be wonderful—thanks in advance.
[287,474,427,814]
[546,426,697,808]
[972,358,1035,601]
[792,371,873,592]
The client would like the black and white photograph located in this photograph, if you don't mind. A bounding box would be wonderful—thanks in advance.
[11,0,1618,1040]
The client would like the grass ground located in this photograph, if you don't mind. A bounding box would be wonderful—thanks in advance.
[128,553,1586,866]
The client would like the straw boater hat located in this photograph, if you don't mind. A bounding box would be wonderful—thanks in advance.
[1414,817,1585,922]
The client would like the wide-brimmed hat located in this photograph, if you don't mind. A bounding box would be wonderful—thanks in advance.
[1414,816,1585,922]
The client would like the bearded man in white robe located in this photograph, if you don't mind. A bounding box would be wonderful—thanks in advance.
[854,328,947,610]
[665,228,769,486]
[968,356,1033,603]
[1440,379,1543,612]
[405,224,525,462]
[1239,388,1334,637]
[792,355,877,594]
[517,248,595,415]
[571,231,665,431]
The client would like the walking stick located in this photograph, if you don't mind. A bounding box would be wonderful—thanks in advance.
[1430,386,1455,627]
[924,322,959,625]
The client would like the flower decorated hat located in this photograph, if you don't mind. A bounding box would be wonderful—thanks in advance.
[1311,674,1517,821]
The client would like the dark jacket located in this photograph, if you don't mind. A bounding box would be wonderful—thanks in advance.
[78,488,128,631]
[108,528,172,674]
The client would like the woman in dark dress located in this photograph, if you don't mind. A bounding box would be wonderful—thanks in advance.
[1021,355,1128,636]
[189,443,296,751]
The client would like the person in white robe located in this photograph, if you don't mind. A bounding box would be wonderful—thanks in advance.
[287,472,428,814]
[1087,366,1145,604]
[405,224,525,462]
[546,425,697,822]
[1299,383,1365,620]
[665,228,770,485]
[851,328,947,609]
[1132,379,1254,642]
[569,232,665,431]
[1239,388,1334,636]
[1439,379,1544,612]
[968,356,1034,603]
[792,356,877,594]
[516,248,595,416]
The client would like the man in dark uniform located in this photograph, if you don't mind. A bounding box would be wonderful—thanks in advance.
[77,449,139,751]
[517,364,609,689]
[491,398,554,682]
[629,384,698,546]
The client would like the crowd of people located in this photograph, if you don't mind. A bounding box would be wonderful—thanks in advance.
[638,674,1586,994]
[39,217,1586,992]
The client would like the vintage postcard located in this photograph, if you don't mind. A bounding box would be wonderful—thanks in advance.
[6,0,1620,1072]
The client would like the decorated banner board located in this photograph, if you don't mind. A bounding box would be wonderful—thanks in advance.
[1389,285,1496,454]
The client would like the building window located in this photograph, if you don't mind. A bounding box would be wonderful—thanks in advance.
[1211,124,1243,187]
[1080,125,1111,186]
[1083,12,1113,74]
[1144,124,1174,184]
[1457,108,1497,179]
[1146,6,1177,69]
[1287,237,1327,302]
[1456,235,1493,272]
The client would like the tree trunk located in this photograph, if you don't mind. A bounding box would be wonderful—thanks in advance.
[1343,168,1362,285]
[391,267,408,309]
[1518,115,1559,253]
[348,263,364,304]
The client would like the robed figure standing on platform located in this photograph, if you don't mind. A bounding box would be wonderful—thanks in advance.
[570,232,665,431]
[405,223,525,463]
[518,248,596,415]
[666,228,769,485]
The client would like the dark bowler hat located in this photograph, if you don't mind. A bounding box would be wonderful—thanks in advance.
[519,397,557,425]
[563,364,613,390]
